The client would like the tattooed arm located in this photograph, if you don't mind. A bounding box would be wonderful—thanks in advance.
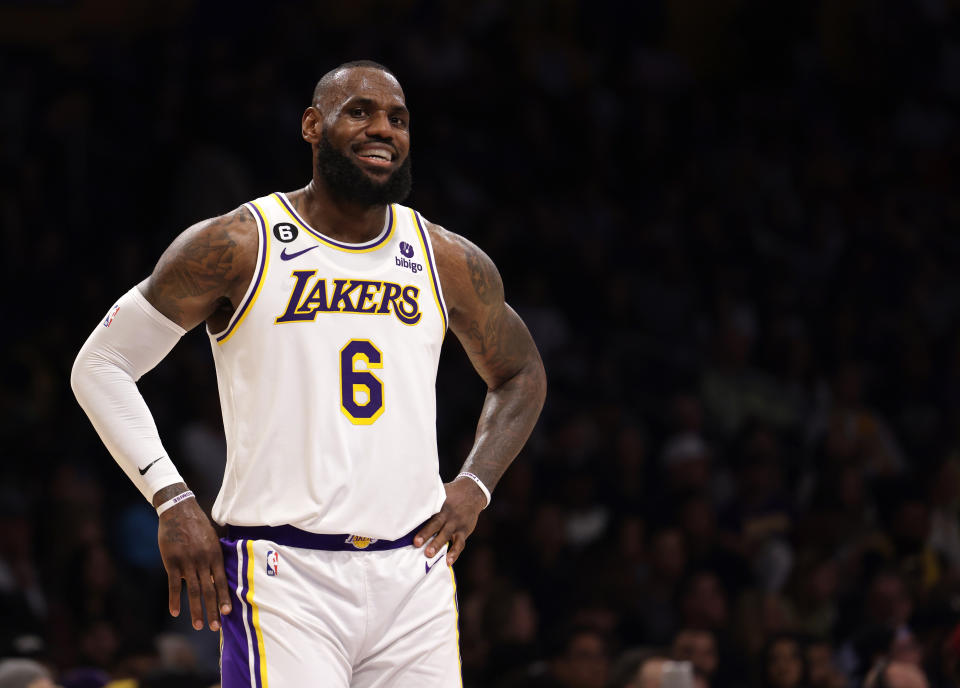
[414,222,547,565]
[71,207,258,632]
[140,206,258,330]
[140,207,259,630]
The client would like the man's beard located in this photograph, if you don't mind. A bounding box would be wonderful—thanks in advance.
[315,134,412,207]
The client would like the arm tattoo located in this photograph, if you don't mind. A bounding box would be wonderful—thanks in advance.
[466,305,524,382]
[445,234,546,493]
[457,241,521,382]
[467,320,486,355]
[460,320,546,492]
[146,210,250,323]
[466,250,498,305]
[162,226,237,298]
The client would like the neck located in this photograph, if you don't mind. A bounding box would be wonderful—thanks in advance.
[293,179,389,244]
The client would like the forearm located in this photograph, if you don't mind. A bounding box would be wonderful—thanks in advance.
[71,287,186,502]
[459,359,546,491]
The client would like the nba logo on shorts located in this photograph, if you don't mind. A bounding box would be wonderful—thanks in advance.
[265,550,279,576]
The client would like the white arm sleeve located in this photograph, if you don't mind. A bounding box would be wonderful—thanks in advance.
[71,286,188,502]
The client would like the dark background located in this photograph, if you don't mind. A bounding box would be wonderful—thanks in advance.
[3,1,960,687]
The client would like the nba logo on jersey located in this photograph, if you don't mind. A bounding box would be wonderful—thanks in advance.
[345,535,378,550]
[103,304,120,327]
[265,550,279,576]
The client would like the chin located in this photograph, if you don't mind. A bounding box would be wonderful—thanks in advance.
[363,169,394,184]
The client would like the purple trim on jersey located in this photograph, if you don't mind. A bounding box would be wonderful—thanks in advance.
[216,204,268,343]
[226,522,422,551]
[220,539,251,688]
[412,211,448,332]
[274,192,394,252]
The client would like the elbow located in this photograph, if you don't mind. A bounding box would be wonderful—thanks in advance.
[512,351,546,415]
[532,357,547,412]
[488,351,547,412]
[70,350,90,405]
[71,346,109,407]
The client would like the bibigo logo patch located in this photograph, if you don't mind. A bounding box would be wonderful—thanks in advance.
[395,241,423,273]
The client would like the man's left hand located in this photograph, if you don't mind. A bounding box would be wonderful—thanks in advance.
[414,478,487,566]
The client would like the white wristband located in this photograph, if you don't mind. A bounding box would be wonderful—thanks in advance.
[156,490,195,516]
[456,472,491,509]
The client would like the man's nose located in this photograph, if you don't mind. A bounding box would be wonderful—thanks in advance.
[365,110,392,139]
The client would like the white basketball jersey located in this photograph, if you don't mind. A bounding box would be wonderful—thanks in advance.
[208,192,448,539]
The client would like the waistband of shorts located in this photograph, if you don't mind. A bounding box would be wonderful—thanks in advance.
[225,523,421,551]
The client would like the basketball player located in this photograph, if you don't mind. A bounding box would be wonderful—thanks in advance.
[71,60,546,686]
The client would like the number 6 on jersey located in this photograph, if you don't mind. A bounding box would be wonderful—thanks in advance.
[340,339,384,425]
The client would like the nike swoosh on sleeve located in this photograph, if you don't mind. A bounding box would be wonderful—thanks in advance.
[138,457,164,475]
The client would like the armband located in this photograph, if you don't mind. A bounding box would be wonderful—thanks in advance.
[156,490,196,516]
[456,472,491,509]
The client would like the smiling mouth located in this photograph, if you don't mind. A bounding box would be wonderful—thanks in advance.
[355,146,396,167]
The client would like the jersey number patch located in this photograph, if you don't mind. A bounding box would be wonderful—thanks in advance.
[340,339,384,424]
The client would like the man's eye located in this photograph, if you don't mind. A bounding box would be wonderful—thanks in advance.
[391,117,407,127]
[350,108,365,117]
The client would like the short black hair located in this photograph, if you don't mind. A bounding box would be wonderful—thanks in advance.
[312,60,395,106]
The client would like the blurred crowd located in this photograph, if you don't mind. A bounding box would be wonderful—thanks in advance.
[3,1,960,687]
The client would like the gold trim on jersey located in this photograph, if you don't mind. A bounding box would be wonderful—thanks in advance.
[274,193,396,253]
[409,208,448,335]
[216,200,271,345]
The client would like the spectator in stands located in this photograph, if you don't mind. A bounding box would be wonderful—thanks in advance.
[761,634,806,688]
[671,628,718,684]
[863,660,929,688]
[0,659,58,688]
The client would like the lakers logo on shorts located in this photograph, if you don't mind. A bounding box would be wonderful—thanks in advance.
[345,535,378,549]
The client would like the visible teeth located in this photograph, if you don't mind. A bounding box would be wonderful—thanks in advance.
[360,150,390,161]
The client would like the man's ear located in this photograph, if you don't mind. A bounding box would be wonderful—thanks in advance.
[302,107,322,144]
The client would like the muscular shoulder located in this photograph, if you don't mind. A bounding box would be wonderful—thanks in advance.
[141,205,259,329]
[425,220,503,317]
[425,219,540,388]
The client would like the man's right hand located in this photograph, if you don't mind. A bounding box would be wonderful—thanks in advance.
[153,483,232,630]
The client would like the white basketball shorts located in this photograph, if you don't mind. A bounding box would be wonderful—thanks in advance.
[219,527,462,687]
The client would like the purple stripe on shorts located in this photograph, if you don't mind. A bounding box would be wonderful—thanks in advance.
[243,541,263,688]
[220,538,251,688]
